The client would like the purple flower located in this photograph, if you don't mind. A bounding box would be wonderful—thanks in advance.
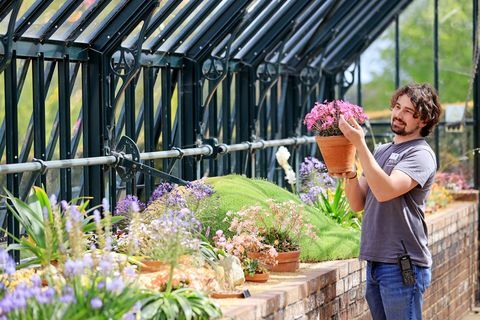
[165,190,187,208]
[102,198,110,212]
[300,186,326,205]
[90,297,103,309]
[149,182,174,204]
[65,219,73,232]
[60,200,69,211]
[114,195,145,216]
[106,278,124,293]
[186,179,215,201]
[64,258,84,277]
[36,287,55,304]
[93,210,101,224]
[60,286,75,303]
[49,194,57,207]
[0,249,16,274]
[69,206,83,223]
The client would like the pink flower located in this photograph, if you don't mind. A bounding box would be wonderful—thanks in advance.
[303,100,368,137]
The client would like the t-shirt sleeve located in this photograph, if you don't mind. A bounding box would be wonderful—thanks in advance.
[393,149,436,188]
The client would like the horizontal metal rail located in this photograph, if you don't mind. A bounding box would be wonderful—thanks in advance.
[0,136,316,175]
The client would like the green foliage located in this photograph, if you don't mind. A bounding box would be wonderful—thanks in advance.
[315,183,362,231]
[204,175,360,262]
[360,0,473,113]
[141,288,222,320]
[2,187,123,268]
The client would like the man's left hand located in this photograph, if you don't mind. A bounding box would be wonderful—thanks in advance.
[338,115,365,147]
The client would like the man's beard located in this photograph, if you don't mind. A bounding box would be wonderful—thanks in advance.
[391,118,419,136]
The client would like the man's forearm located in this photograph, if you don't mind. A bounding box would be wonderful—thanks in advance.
[345,177,365,211]
[356,141,395,202]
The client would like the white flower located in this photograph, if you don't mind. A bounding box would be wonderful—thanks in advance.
[275,146,290,167]
[285,168,297,185]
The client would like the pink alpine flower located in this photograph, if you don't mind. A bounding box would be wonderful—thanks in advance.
[303,100,368,137]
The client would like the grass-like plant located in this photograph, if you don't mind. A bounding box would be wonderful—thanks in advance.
[316,182,362,230]
[2,186,123,268]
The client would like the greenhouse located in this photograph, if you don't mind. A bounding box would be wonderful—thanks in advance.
[0,0,479,319]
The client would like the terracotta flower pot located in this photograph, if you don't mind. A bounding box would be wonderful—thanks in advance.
[246,252,274,270]
[315,135,355,174]
[270,250,300,272]
[245,272,269,283]
[140,260,165,273]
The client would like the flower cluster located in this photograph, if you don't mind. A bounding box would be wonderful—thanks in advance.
[114,195,145,230]
[0,250,16,275]
[213,230,277,275]
[0,245,141,319]
[144,178,217,223]
[276,146,296,187]
[304,100,368,136]
[435,172,471,191]
[299,157,336,205]
[148,182,174,205]
[426,183,453,214]
[119,208,202,265]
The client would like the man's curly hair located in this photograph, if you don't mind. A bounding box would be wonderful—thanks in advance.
[390,83,442,137]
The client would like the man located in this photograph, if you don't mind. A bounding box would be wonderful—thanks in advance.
[337,83,441,320]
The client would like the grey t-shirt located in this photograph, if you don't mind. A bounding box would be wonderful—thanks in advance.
[359,138,436,267]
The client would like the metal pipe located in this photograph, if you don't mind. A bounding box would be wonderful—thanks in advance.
[0,136,317,175]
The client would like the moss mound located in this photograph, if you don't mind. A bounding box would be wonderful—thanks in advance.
[204,175,360,262]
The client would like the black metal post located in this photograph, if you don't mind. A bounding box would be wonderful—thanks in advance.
[433,0,440,167]
[59,56,72,201]
[83,53,104,206]
[32,53,46,188]
[143,67,155,198]
[5,52,20,261]
[395,15,400,89]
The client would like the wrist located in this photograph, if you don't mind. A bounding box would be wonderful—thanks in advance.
[347,171,358,180]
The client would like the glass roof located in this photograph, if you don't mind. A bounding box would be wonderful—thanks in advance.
[75,0,125,44]
[50,0,104,41]
[23,1,66,38]
[0,0,415,73]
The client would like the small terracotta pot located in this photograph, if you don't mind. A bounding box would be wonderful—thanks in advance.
[270,250,300,272]
[246,252,274,270]
[140,260,165,273]
[315,135,355,174]
[245,272,269,283]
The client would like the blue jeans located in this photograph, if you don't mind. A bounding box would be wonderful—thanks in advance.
[365,261,431,320]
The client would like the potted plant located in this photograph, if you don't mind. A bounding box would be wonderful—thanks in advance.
[213,230,277,282]
[304,100,368,174]
[225,201,317,272]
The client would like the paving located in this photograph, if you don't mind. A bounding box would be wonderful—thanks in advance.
[462,307,480,320]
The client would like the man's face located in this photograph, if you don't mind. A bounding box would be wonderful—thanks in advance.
[390,94,426,137]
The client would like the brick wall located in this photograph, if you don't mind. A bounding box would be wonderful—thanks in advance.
[220,199,478,320]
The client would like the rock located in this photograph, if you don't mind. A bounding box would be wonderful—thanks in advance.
[219,254,245,287]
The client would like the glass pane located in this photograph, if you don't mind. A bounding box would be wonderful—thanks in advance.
[50,0,100,41]
[75,0,124,44]
[23,1,68,38]
[157,0,210,53]
[122,5,161,48]
[143,0,191,50]
[0,12,12,35]
[176,0,229,54]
